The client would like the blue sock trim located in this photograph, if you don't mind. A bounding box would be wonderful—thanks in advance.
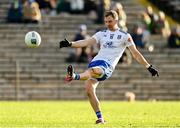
[96,111,102,119]
[74,74,80,80]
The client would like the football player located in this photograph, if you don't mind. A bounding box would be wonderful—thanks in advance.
[59,10,159,124]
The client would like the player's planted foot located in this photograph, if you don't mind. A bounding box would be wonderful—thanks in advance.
[65,65,74,82]
[95,119,106,124]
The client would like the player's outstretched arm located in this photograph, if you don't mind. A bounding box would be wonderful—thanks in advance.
[128,45,159,77]
[59,37,96,48]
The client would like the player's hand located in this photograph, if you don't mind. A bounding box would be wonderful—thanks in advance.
[59,38,72,48]
[147,65,159,77]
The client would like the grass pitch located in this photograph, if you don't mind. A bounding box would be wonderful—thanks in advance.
[0,101,180,128]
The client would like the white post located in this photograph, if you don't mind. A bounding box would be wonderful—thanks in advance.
[15,60,20,101]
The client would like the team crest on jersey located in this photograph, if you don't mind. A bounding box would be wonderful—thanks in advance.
[103,41,116,48]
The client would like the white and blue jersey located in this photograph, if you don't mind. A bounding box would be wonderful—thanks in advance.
[88,28,135,81]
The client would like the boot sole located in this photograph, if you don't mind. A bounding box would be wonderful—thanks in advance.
[67,65,73,77]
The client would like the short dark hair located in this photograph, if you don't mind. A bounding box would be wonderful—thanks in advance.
[104,10,118,20]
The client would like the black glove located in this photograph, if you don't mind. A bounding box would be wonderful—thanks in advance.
[147,65,159,77]
[59,38,72,48]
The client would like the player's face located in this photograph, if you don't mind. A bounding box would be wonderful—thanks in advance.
[104,16,117,31]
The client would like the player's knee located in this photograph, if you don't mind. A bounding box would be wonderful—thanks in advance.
[89,68,104,78]
[85,82,96,97]
[85,84,93,95]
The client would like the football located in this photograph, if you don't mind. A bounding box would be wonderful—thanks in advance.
[25,31,41,48]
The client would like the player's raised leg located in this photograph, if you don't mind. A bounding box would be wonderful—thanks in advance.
[65,65,104,82]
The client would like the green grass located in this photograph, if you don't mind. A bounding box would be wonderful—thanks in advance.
[0,101,180,128]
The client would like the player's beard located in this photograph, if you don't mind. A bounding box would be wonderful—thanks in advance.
[107,25,113,31]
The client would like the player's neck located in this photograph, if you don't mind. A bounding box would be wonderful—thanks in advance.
[108,26,119,32]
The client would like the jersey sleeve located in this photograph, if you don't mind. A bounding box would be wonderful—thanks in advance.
[92,31,101,44]
[124,34,135,47]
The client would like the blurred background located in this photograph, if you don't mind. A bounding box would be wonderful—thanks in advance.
[0,0,179,101]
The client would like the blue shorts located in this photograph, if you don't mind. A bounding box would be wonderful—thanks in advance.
[88,60,113,81]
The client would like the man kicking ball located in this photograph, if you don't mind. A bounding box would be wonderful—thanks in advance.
[59,10,159,124]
